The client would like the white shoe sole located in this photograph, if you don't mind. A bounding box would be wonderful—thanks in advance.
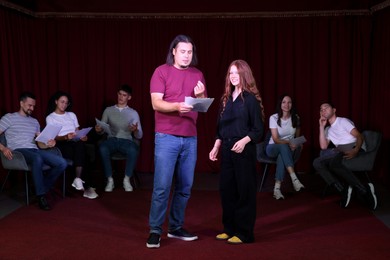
[105,183,114,192]
[146,243,160,248]
[123,187,133,192]
[273,195,285,200]
[83,194,99,199]
[368,183,377,210]
[72,183,84,191]
[167,233,198,241]
[293,180,305,192]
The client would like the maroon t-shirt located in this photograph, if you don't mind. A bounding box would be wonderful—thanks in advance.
[150,64,206,137]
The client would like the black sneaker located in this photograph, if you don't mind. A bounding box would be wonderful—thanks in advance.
[340,186,353,208]
[146,233,161,248]
[365,183,378,210]
[38,196,52,211]
[167,228,198,241]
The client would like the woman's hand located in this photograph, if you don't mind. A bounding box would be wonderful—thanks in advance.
[231,137,250,153]
[209,146,219,161]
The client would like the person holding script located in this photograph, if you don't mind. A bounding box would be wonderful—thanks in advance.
[0,92,67,210]
[265,94,305,200]
[147,35,206,248]
[46,91,98,199]
[95,84,143,193]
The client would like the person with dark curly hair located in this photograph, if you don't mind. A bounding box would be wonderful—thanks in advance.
[265,94,305,200]
[46,90,98,199]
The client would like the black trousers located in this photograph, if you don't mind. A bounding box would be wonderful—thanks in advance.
[219,140,257,243]
[56,140,94,187]
[313,149,366,193]
[56,140,86,167]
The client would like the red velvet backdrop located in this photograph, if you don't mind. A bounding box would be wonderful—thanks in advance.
[0,6,389,185]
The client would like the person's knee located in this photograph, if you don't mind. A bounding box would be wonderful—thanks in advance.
[59,163,67,172]
[33,155,44,167]
[313,158,321,169]
[280,144,290,153]
[55,157,67,171]
[99,142,110,154]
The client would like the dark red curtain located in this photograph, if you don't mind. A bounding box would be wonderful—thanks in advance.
[1,7,389,184]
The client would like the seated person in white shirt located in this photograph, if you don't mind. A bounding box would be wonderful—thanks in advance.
[46,91,98,199]
[313,102,377,210]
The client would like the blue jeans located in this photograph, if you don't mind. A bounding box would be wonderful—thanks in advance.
[266,143,295,181]
[149,133,197,235]
[15,148,67,196]
[99,137,139,178]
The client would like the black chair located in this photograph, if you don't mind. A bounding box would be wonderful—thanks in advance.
[322,130,382,196]
[0,133,67,205]
[342,130,382,182]
[95,133,141,189]
[256,141,302,192]
[111,151,141,189]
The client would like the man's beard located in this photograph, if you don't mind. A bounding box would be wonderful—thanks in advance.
[179,65,189,69]
[24,109,32,116]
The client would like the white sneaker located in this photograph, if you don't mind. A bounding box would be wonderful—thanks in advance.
[123,177,133,192]
[292,179,305,192]
[71,177,85,191]
[105,178,114,192]
[83,187,99,199]
[273,188,285,200]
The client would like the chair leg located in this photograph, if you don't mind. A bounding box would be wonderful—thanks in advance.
[258,164,269,192]
[1,171,29,205]
[132,171,141,188]
[25,171,29,205]
[63,171,66,198]
[0,171,11,193]
[322,184,330,199]
[364,171,372,183]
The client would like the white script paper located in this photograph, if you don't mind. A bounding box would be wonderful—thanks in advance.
[289,135,307,146]
[35,124,62,144]
[95,118,112,136]
[336,143,355,152]
[74,127,93,141]
[184,96,214,112]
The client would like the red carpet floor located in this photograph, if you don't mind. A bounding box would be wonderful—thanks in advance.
[1,188,389,259]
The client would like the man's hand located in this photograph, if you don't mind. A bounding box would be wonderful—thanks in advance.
[319,116,327,127]
[47,139,56,148]
[194,81,205,98]
[95,124,102,133]
[128,122,138,133]
[343,149,359,160]
[1,147,13,160]
[178,102,193,113]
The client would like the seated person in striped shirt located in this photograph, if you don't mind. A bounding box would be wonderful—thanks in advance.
[95,84,143,192]
[0,91,67,211]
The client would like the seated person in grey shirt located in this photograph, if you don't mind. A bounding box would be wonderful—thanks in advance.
[95,84,143,192]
